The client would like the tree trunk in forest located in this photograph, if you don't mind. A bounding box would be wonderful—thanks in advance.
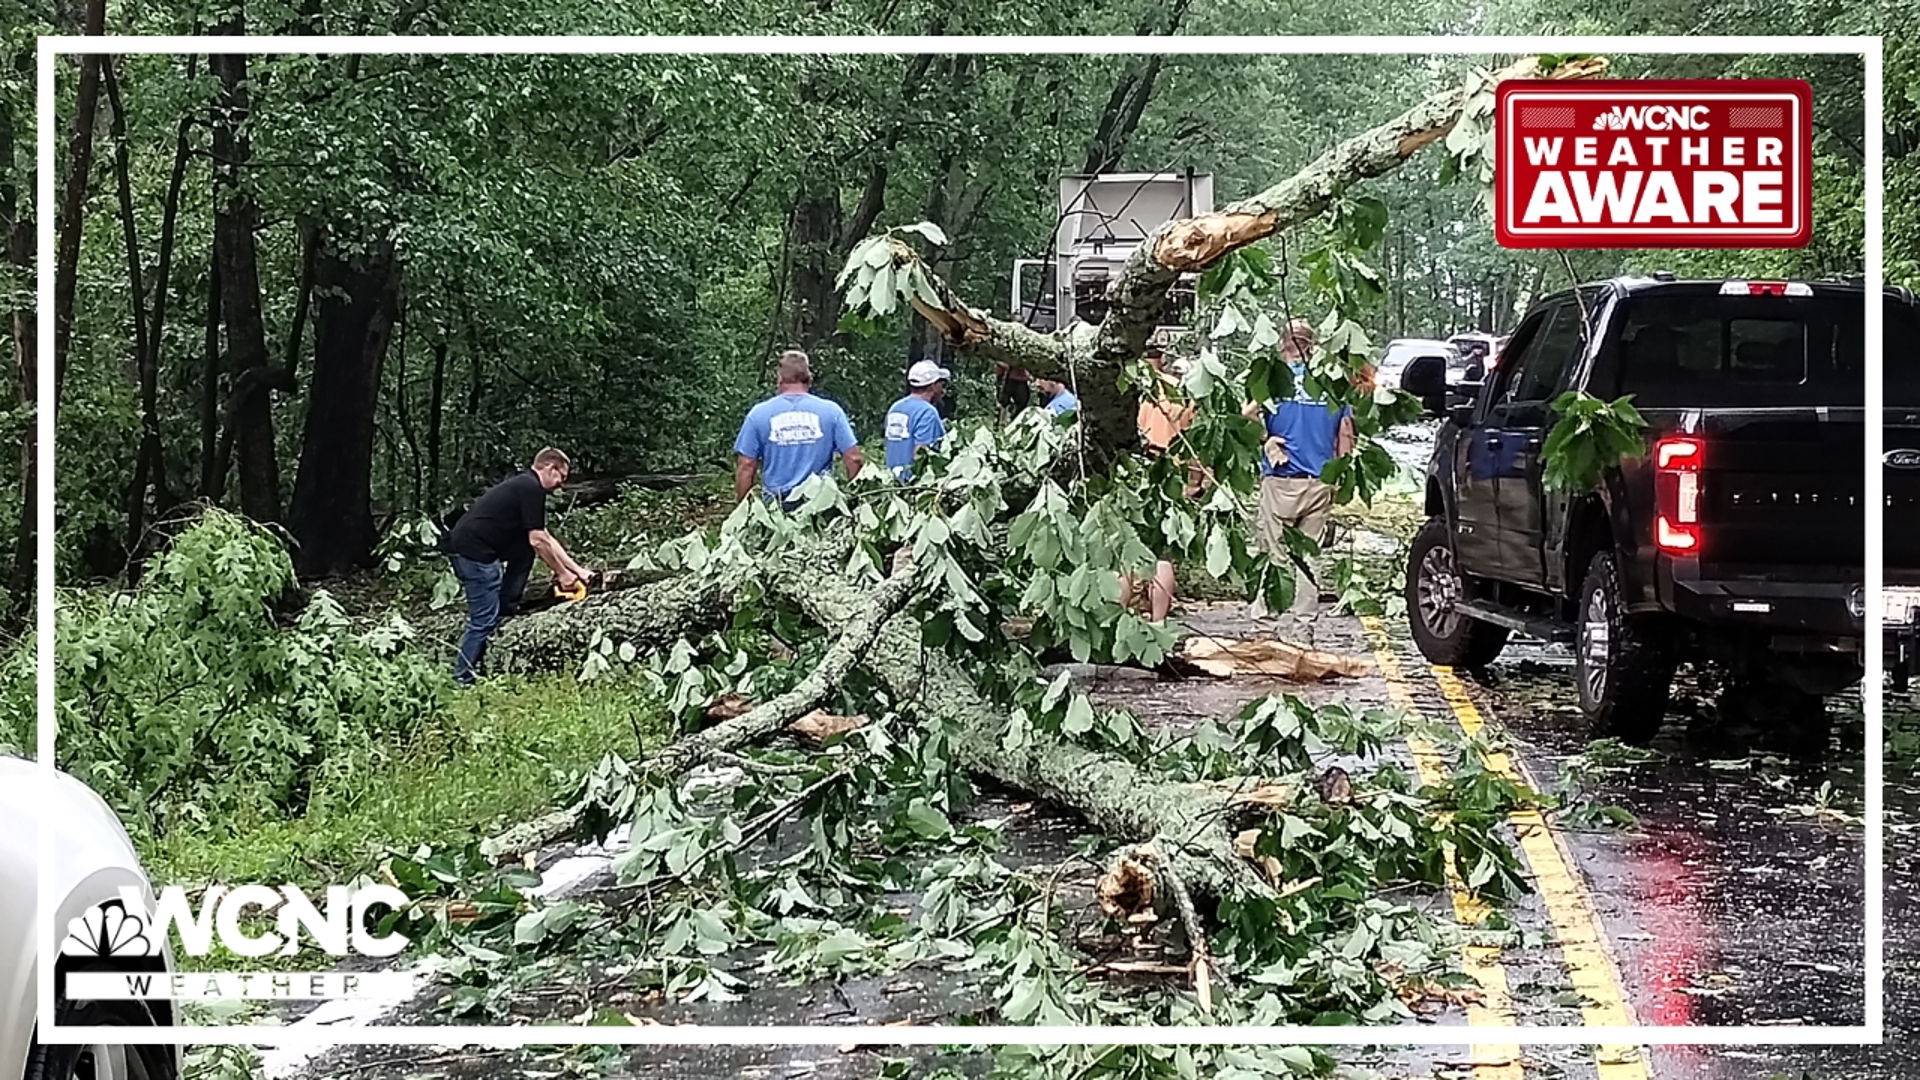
[426,335,447,506]
[129,61,196,552]
[50,10,104,418]
[284,222,319,383]
[392,297,422,511]
[50,0,106,416]
[286,237,401,577]
[198,243,222,499]
[1079,0,1190,174]
[1394,228,1407,338]
[786,184,845,350]
[210,43,281,521]
[105,61,168,562]
[1,53,35,616]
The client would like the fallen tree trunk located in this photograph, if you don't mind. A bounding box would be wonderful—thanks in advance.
[488,572,736,674]
[554,472,702,511]
[486,552,1279,910]
[760,563,1276,912]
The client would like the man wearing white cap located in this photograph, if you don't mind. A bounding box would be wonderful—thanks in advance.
[885,359,950,479]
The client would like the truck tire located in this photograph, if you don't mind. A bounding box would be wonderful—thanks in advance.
[1407,518,1509,668]
[1576,549,1677,744]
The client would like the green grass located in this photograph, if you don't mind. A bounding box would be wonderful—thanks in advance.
[144,674,672,891]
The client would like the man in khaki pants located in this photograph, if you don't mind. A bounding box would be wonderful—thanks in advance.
[1242,320,1355,633]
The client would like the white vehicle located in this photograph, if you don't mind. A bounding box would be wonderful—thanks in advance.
[1374,338,1460,393]
[1,754,179,1080]
[1446,331,1504,379]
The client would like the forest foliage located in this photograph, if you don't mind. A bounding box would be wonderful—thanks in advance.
[3,0,1892,606]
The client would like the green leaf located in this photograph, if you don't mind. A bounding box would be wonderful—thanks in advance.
[897,221,948,246]
[1063,693,1095,735]
[870,261,898,316]
[903,798,952,839]
[1205,528,1232,578]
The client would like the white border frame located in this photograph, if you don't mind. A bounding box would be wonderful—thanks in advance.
[37,33,1883,1048]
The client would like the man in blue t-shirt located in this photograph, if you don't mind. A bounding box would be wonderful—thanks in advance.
[1034,376,1079,416]
[734,349,864,507]
[1240,319,1354,624]
[884,360,949,478]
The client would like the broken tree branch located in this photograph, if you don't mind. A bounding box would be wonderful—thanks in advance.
[480,563,916,859]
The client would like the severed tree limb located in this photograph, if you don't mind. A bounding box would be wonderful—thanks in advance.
[639,568,917,778]
[480,565,917,859]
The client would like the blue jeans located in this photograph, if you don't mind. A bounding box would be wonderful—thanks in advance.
[450,551,533,684]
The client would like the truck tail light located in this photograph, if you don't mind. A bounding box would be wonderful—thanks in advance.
[1654,436,1703,555]
[1718,280,1813,297]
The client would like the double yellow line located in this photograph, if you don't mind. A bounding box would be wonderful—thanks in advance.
[1359,616,1647,1080]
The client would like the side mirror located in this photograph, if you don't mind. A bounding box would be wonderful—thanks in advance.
[1446,381,1483,428]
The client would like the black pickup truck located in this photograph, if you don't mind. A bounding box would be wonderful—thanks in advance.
[1402,276,1889,744]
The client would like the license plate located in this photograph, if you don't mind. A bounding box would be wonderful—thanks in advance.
[1887,587,1920,625]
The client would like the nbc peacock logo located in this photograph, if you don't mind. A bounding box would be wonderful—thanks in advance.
[60,901,159,958]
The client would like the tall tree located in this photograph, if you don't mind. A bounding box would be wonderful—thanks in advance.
[285,234,401,577]
[209,37,283,521]
[49,0,105,415]
[2,47,34,615]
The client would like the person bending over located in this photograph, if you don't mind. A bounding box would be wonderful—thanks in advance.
[445,447,589,685]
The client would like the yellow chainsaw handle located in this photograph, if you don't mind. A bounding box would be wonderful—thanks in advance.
[554,580,587,603]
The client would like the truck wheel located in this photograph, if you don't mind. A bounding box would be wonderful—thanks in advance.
[1407,518,1509,668]
[1577,550,1677,744]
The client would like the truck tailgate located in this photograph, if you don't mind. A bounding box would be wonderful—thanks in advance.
[1688,410,1862,577]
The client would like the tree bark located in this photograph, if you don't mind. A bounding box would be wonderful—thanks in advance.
[131,59,197,541]
[286,236,401,577]
[480,567,910,860]
[488,556,1275,909]
[105,61,167,560]
[426,334,447,504]
[283,221,320,387]
[198,241,222,499]
[785,183,844,349]
[210,43,281,521]
[1,51,36,616]
[50,1,106,416]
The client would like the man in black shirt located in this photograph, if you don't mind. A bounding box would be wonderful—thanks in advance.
[445,446,591,684]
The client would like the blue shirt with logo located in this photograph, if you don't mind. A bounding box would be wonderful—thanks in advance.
[734,392,858,498]
[1261,364,1349,479]
[1047,389,1080,416]
[884,395,945,476]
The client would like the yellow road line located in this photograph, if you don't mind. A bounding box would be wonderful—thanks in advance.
[1430,665,1649,1080]
[1359,616,1522,1080]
